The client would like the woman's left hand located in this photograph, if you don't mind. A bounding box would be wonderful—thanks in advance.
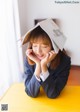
[41,50,57,66]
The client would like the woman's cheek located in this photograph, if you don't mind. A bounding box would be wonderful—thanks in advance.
[32,48,36,53]
[43,49,50,54]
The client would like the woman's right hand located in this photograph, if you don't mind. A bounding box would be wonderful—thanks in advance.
[26,49,40,64]
[26,49,41,78]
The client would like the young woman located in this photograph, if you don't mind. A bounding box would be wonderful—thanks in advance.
[23,25,71,99]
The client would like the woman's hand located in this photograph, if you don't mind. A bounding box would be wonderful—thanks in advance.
[26,49,41,78]
[26,49,40,64]
[41,50,57,72]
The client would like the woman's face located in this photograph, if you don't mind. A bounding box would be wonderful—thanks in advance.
[32,36,52,60]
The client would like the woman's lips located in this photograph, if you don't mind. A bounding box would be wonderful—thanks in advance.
[36,55,44,60]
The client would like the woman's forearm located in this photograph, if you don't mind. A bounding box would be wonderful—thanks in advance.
[34,63,41,78]
[41,63,48,73]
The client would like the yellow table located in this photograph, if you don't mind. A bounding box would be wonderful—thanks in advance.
[0,83,80,112]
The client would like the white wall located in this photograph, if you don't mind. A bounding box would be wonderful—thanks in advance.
[18,0,80,66]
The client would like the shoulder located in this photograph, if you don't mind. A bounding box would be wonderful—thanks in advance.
[61,52,71,65]
[58,51,71,71]
[51,52,71,76]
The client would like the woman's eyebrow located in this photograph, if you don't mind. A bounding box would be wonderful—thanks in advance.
[42,44,49,45]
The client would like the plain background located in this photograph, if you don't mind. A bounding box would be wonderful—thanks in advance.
[18,0,80,66]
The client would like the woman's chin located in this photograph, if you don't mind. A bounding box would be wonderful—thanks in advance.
[38,58,42,61]
[37,57,44,60]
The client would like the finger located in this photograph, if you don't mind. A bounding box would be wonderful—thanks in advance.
[26,51,31,56]
[48,52,56,60]
[49,51,57,57]
[49,52,53,57]
[51,50,57,55]
[27,49,33,52]
[26,49,33,55]
[45,53,49,58]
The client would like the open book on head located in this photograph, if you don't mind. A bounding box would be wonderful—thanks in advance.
[22,19,67,53]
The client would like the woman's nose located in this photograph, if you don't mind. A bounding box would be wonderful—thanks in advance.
[37,47,42,54]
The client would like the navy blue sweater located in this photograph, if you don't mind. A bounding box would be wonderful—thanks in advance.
[24,52,71,98]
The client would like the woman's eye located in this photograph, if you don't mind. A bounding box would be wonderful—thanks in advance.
[42,46,48,48]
